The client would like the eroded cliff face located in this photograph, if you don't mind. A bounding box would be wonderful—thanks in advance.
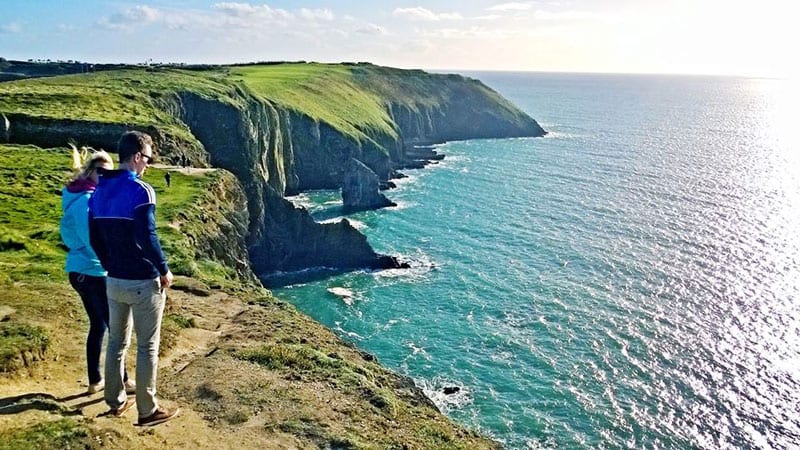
[288,112,396,192]
[389,95,546,146]
[170,90,396,277]
[387,84,545,147]
[172,169,257,285]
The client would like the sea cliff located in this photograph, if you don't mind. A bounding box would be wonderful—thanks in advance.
[0,62,545,279]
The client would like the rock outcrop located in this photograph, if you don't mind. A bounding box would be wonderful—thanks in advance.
[342,158,396,212]
[0,113,8,143]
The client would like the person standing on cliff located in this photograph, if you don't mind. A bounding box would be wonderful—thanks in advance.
[60,147,135,395]
[89,131,179,425]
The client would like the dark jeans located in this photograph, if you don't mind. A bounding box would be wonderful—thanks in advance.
[68,272,127,384]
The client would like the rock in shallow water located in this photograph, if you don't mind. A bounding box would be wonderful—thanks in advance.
[342,158,396,212]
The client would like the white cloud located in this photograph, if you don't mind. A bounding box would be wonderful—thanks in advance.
[98,5,159,29]
[356,24,386,35]
[0,22,22,33]
[421,26,511,40]
[487,2,533,12]
[213,3,292,21]
[299,8,334,21]
[392,7,462,21]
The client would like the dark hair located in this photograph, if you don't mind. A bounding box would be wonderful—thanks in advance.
[117,131,154,162]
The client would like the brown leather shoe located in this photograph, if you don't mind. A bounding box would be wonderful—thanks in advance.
[110,397,135,417]
[137,406,179,426]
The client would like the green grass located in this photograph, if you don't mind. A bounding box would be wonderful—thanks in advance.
[0,145,226,286]
[0,322,50,372]
[0,144,247,371]
[231,63,398,143]
[235,343,342,372]
[235,342,399,419]
[0,68,240,151]
[0,419,92,450]
[0,145,73,285]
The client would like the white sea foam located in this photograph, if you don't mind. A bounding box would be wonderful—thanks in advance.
[285,193,314,209]
[373,248,436,281]
[347,219,367,230]
[404,341,430,360]
[327,287,355,305]
[388,200,415,210]
[332,321,364,340]
[542,130,586,139]
[391,173,419,187]
[381,318,409,330]
[414,375,473,414]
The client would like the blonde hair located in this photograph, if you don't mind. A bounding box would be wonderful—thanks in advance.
[69,144,114,182]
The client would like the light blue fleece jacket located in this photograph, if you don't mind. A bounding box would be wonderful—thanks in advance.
[60,185,106,277]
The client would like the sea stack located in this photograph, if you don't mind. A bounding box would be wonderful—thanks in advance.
[342,157,396,212]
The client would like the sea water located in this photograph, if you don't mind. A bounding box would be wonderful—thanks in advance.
[272,73,800,449]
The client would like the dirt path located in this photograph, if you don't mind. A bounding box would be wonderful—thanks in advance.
[0,284,287,449]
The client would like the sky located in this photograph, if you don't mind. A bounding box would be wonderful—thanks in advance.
[0,1,795,77]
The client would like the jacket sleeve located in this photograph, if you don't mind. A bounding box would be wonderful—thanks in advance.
[75,195,93,251]
[133,203,169,276]
[88,201,108,268]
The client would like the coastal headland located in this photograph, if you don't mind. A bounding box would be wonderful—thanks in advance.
[0,60,544,448]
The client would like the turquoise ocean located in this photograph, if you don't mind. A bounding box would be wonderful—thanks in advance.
[272,73,800,449]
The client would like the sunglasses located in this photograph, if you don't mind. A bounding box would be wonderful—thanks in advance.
[139,152,155,164]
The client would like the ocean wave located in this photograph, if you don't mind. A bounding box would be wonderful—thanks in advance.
[327,286,356,306]
[542,130,587,139]
[373,248,436,281]
[317,217,368,230]
[387,200,415,211]
[284,192,315,209]
[414,375,473,414]
[333,321,364,341]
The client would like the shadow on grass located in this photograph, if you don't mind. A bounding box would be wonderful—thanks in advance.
[0,392,83,416]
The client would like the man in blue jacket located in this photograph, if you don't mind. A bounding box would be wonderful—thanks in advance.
[89,131,178,426]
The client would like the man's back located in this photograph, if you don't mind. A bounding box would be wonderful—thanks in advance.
[89,169,167,280]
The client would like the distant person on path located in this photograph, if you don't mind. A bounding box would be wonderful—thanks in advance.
[164,172,171,188]
[89,131,178,425]
[60,147,134,395]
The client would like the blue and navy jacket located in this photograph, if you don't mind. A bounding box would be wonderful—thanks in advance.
[89,169,169,280]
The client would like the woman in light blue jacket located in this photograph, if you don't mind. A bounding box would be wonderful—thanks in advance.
[60,149,133,394]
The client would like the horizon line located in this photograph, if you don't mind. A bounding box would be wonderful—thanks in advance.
[2,56,786,81]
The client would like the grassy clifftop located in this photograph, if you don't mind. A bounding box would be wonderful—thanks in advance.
[231,64,398,142]
[1,62,543,155]
[0,144,498,449]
